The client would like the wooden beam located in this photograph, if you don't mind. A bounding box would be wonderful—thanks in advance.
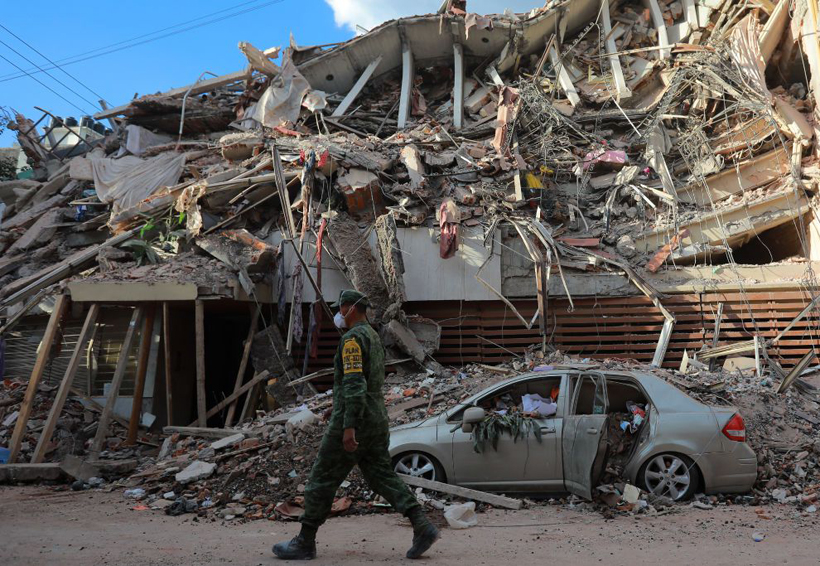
[239,380,262,423]
[162,426,253,440]
[331,56,382,117]
[195,299,207,427]
[162,302,174,426]
[453,43,465,129]
[188,370,270,426]
[31,303,99,463]
[6,294,69,463]
[90,306,143,455]
[127,304,156,445]
[399,474,522,510]
[397,44,415,129]
[93,68,252,119]
[224,306,260,427]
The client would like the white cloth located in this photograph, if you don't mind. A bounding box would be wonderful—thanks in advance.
[522,393,557,417]
[91,152,185,214]
[249,54,310,127]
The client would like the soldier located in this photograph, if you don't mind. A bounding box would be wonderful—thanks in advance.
[273,289,439,560]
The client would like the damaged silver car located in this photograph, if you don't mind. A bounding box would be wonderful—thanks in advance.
[389,366,757,501]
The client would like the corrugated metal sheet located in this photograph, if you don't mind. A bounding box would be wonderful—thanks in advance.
[292,291,820,376]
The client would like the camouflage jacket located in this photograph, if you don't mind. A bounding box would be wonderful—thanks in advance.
[328,321,389,435]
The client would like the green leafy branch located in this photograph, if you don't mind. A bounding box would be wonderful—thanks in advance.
[122,208,187,265]
[472,412,542,454]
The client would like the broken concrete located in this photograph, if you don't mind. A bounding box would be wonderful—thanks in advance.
[175,460,216,484]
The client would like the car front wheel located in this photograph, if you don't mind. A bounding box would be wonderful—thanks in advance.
[639,453,700,501]
[393,452,444,483]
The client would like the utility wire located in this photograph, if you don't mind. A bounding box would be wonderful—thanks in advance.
[0,0,285,83]
[0,52,90,115]
[0,23,110,107]
[0,38,101,112]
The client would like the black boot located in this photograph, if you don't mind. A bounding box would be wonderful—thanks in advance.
[272,533,317,560]
[405,507,440,559]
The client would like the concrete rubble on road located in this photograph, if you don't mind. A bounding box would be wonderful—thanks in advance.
[1,0,820,528]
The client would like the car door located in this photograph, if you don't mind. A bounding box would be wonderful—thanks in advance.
[522,374,566,489]
[450,412,531,489]
[562,372,608,499]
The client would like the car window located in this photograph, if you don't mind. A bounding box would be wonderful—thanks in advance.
[446,375,563,422]
[570,374,607,415]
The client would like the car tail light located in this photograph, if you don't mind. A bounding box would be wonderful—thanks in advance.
[722,413,746,442]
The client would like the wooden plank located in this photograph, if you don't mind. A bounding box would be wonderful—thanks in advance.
[6,294,70,463]
[162,426,254,440]
[331,56,382,117]
[31,303,99,464]
[90,306,143,456]
[239,381,262,424]
[399,474,522,510]
[93,69,252,119]
[188,370,271,426]
[224,306,260,427]
[195,299,207,427]
[162,302,174,426]
[127,304,156,445]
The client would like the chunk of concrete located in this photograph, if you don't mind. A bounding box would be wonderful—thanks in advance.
[60,455,101,482]
[0,463,64,483]
[175,460,216,484]
[210,433,245,451]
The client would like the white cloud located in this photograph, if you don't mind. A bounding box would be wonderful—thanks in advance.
[324,0,546,33]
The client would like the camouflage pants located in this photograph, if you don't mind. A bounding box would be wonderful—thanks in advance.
[300,430,420,529]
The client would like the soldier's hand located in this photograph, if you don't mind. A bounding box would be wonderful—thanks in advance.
[343,428,359,452]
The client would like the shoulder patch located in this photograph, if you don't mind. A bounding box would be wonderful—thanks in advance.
[342,338,363,375]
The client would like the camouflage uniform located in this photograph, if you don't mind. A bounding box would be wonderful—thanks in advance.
[300,321,420,528]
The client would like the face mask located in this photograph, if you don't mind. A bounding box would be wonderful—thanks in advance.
[334,311,347,329]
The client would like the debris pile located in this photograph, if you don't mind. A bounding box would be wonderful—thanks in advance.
[0,377,154,466]
[1,0,820,526]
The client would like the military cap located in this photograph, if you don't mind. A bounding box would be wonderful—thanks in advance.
[331,289,370,308]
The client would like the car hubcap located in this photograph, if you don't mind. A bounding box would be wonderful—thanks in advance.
[394,454,437,481]
[644,455,691,501]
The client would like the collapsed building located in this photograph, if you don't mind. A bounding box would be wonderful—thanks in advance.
[1,0,820,478]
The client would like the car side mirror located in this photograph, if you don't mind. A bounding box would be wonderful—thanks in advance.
[461,407,485,433]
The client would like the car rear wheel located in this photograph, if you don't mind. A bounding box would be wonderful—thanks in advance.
[393,452,444,483]
[639,453,700,501]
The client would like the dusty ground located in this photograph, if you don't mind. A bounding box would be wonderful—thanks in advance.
[2,486,818,566]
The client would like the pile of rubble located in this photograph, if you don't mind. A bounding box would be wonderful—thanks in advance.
[0,376,154,467]
[91,347,816,523]
[110,364,499,521]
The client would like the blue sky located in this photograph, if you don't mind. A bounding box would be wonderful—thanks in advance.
[0,0,540,146]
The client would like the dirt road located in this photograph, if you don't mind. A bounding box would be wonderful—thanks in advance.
[2,486,817,565]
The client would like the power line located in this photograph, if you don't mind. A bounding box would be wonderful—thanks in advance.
[0,0,285,83]
[0,38,101,111]
[0,52,90,115]
[0,23,110,107]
